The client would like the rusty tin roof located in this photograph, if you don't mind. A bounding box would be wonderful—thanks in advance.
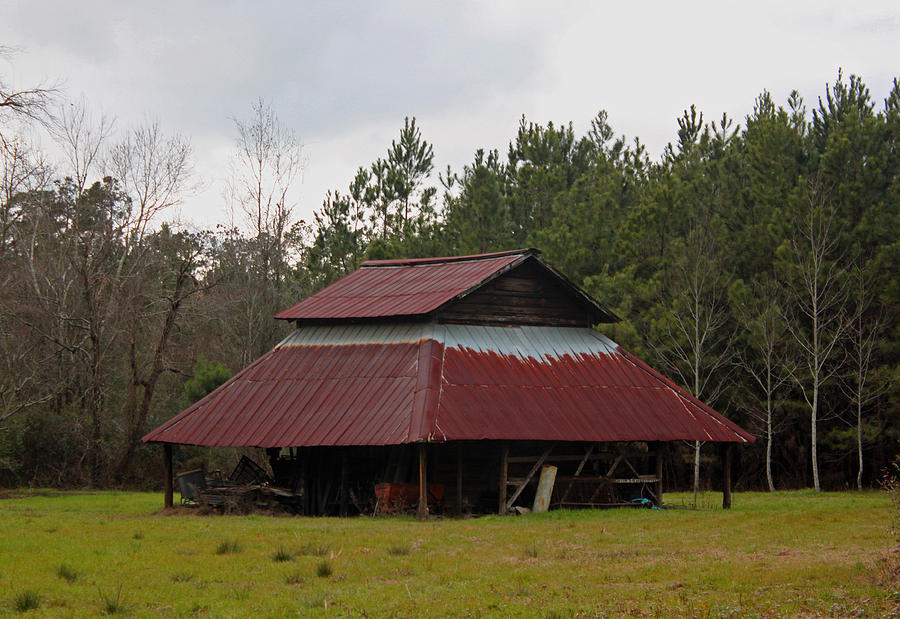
[273,248,617,323]
[143,323,754,447]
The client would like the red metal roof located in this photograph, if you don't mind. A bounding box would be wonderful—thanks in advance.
[274,250,530,320]
[143,324,754,447]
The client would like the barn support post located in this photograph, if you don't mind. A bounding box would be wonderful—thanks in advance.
[300,452,309,515]
[456,442,463,515]
[163,443,173,508]
[498,444,509,515]
[417,443,428,520]
[654,443,664,507]
[340,450,349,517]
[722,444,733,510]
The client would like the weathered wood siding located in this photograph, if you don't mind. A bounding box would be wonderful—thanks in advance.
[436,261,594,327]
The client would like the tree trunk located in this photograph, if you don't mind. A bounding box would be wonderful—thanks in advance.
[811,380,820,492]
[692,440,701,500]
[766,391,775,492]
[856,396,863,490]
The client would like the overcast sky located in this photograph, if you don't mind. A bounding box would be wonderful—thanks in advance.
[2,1,898,229]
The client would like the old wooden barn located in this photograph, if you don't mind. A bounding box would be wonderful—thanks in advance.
[143,249,753,516]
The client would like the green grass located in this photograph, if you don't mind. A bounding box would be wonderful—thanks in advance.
[0,489,895,616]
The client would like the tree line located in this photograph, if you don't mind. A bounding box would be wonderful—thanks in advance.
[1,62,896,491]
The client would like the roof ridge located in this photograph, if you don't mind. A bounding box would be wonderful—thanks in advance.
[361,248,537,268]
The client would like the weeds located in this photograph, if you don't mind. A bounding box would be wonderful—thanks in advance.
[388,542,411,556]
[523,541,539,558]
[98,584,126,615]
[273,546,296,562]
[285,570,306,585]
[512,578,530,597]
[303,592,330,608]
[883,459,900,538]
[13,589,41,612]
[57,563,78,582]
[316,560,333,578]
[880,459,900,588]
[170,571,195,583]
[132,531,144,540]
[299,542,329,556]
[214,539,242,555]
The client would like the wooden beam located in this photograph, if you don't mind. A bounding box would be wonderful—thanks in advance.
[417,443,428,520]
[560,444,593,503]
[498,444,508,515]
[722,444,732,510]
[507,453,619,464]
[605,454,623,477]
[163,443,173,508]
[504,445,554,512]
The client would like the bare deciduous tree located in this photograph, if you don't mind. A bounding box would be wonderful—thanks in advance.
[652,227,735,498]
[732,276,790,492]
[223,99,304,364]
[0,46,58,127]
[778,181,850,492]
[107,120,195,249]
[52,98,114,193]
[841,265,891,490]
[228,98,304,285]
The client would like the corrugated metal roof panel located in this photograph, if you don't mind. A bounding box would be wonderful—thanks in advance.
[143,323,753,447]
[435,324,752,443]
[274,252,526,320]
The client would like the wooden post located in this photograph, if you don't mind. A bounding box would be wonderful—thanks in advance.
[456,442,463,515]
[339,450,349,517]
[417,443,428,520]
[498,444,509,515]
[163,443,173,508]
[300,451,309,515]
[654,443,664,507]
[722,444,732,510]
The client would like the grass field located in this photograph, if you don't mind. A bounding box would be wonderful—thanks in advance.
[0,490,896,617]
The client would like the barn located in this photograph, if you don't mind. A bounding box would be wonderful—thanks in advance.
[142,248,753,516]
